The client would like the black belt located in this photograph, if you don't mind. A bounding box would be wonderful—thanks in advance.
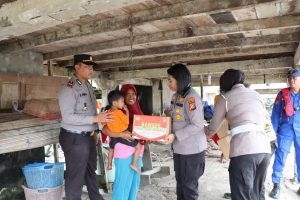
[61,128,99,137]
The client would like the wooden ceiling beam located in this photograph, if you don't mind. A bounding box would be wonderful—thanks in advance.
[107,57,293,80]
[43,15,300,60]
[93,32,300,62]
[96,43,297,70]
[0,0,277,54]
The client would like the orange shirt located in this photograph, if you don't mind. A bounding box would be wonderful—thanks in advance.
[102,109,129,132]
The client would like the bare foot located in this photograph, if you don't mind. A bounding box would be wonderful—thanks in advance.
[130,164,141,174]
[107,164,112,170]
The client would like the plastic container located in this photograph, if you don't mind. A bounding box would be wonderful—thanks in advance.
[22,184,63,200]
[22,162,64,189]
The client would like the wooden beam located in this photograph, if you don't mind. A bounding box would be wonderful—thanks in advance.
[44,15,300,60]
[295,43,300,66]
[192,75,287,86]
[93,33,300,62]
[0,0,148,41]
[1,0,277,54]
[98,43,297,70]
[47,60,53,76]
[255,88,281,94]
[108,57,293,80]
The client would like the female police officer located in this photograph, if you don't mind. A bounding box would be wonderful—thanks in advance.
[206,69,271,200]
[165,64,207,200]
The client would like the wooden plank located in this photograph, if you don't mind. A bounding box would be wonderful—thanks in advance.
[0,118,58,132]
[0,82,19,109]
[108,57,293,80]
[0,130,59,154]
[1,0,277,54]
[45,15,300,60]
[103,44,296,71]
[0,113,32,122]
[0,123,60,138]
[94,32,300,62]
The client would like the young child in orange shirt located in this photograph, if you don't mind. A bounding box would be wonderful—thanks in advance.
[103,90,142,174]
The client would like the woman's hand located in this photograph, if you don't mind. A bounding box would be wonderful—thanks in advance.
[121,131,133,142]
[165,133,175,144]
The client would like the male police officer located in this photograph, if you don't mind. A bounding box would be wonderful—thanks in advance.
[270,68,300,199]
[58,54,112,200]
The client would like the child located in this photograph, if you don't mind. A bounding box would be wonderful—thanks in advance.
[102,90,142,174]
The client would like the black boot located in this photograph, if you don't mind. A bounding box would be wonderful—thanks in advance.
[297,187,300,195]
[269,183,280,199]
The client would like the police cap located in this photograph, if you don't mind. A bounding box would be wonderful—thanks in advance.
[74,54,97,67]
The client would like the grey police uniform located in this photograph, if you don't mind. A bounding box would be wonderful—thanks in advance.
[58,75,104,200]
[208,84,271,200]
[59,75,98,133]
[170,86,206,200]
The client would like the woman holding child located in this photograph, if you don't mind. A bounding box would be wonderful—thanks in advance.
[102,84,144,200]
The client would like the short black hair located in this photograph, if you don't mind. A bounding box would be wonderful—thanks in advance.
[220,69,245,93]
[107,90,123,106]
[167,63,191,95]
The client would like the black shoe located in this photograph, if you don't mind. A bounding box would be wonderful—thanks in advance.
[269,183,280,199]
[297,187,300,195]
[223,193,231,199]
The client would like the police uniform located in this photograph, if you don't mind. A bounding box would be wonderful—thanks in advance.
[208,84,271,200]
[270,69,300,198]
[58,54,104,200]
[170,86,207,200]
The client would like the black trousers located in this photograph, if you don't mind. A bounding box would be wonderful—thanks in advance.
[59,129,104,200]
[174,151,205,200]
[229,153,271,200]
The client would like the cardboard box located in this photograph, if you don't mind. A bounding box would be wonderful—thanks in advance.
[132,115,171,141]
[217,135,231,160]
[217,120,229,139]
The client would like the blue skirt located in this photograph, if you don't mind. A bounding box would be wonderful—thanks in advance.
[112,155,142,200]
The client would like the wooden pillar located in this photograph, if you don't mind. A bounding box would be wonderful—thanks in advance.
[294,43,300,67]
[48,60,59,163]
[200,75,204,99]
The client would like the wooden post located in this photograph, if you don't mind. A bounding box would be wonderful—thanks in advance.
[47,60,53,76]
[47,59,59,163]
[96,134,109,191]
[200,75,203,99]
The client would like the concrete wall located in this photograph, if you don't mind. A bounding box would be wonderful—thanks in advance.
[0,51,43,75]
[152,80,162,115]
[162,79,174,113]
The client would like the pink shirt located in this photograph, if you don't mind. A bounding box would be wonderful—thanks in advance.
[114,143,144,159]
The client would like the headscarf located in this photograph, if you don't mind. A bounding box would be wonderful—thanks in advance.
[121,84,144,132]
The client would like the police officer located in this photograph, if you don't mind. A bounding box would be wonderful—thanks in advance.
[270,68,300,199]
[206,69,271,200]
[165,64,207,200]
[58,54,112,200]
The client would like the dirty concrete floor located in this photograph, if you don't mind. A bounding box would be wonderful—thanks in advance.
[55,143,299,200]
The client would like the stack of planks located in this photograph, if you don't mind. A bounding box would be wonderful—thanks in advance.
[0,113,60,154]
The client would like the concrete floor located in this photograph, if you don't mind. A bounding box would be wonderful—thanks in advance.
[50,143,299,200]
